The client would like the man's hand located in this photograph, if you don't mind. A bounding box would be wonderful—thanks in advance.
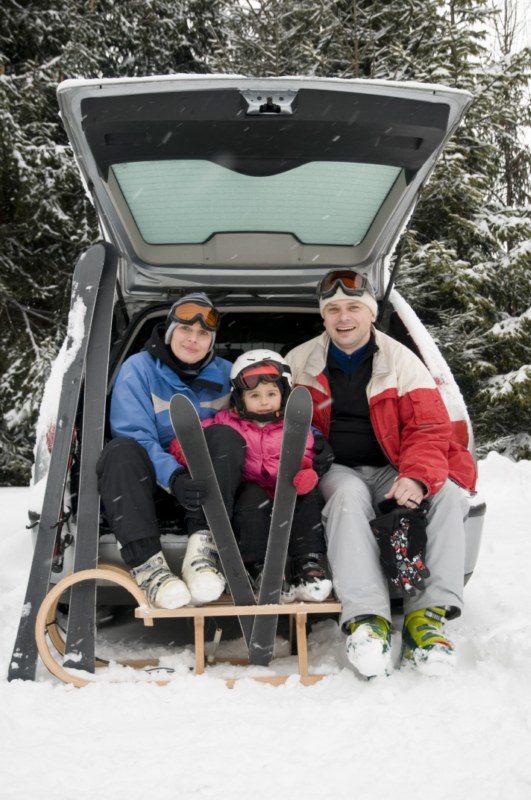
[384,476,426,509]
[370,499,430,597]
[170,470,208,511]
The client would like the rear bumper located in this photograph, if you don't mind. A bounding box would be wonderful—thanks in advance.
[45,490,486,606]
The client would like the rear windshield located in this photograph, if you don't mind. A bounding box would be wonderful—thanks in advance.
[112,159,400,246]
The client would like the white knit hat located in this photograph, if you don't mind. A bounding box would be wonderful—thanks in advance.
[319,285,378,318]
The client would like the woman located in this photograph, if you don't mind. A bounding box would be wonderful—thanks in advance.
[96,292,234,609]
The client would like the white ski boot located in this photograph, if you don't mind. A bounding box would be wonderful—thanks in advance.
[346,615,393,678]
[182,531,226,604]
[131,551,191,609]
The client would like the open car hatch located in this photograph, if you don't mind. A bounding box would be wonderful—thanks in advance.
[57,75,472,298]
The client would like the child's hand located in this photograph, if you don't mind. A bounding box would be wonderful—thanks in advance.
[293,468,319,495]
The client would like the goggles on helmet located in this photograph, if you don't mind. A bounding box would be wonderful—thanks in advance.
[233,361,284,391]
[317,270,372,300]
[169,301,220,332]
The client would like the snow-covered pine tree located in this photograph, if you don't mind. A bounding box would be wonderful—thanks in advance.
[1,0,529,483]
[214,0,530,459]
[0,2,97,484]
[208,0,328,76]
[377,0,531,459]
[388,0,531,459]
[0,0,229,484]
[58,0,228,77]
[465,9,531,458]
[211,0,452,79]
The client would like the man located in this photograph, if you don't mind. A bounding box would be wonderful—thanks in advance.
[97,292,237,610]
[285,269,477,677]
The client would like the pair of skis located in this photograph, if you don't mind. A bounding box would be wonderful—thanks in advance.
[169,386,312,667]
[8,243,118,682]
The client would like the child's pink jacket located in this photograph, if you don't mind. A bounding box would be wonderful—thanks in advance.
[169,408,315,497]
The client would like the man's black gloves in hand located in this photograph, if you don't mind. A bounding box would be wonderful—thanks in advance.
[312,436,334,478]
[170,470,208,511]
[370,499,430,597]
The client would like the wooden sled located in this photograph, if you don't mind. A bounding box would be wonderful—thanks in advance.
[36,565,342,688]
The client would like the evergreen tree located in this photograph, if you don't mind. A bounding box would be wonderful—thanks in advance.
[1,0,529,484]
[465,8,531,458]
[0,0,229,484]
[0,7,97,482]
[215,0,531,459]
[391,2,531,458]
[208,0,328,76]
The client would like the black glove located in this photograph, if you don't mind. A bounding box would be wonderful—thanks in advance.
[312,436,334,478]
[169,470,208,511]
[370,499,430,597]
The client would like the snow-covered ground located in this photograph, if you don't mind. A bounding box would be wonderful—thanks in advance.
[1,451,531,800]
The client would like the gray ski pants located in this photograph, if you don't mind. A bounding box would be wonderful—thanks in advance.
[319,464,468,628]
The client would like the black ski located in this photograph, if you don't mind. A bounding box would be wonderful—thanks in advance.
[63,243,118,671]
[248,386,313,666]
[8,244,108,682]
[169,394,256,646]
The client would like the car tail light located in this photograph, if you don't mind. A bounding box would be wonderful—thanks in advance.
[45,424,77,464]
[451,420,469,448]
[46,424,56,454]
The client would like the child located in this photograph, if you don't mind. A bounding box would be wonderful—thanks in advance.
[169,349,333,602]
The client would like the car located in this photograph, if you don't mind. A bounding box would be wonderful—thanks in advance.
[29,74,486,604]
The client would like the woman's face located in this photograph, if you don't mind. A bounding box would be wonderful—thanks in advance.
[169,321,213,363]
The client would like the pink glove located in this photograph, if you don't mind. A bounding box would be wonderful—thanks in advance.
[293,468,319,495]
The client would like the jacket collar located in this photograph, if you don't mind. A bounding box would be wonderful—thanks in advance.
[145,323,224,391]
[306,328,381,376]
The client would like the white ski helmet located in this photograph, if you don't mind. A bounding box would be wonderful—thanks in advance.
[230,349,293,419]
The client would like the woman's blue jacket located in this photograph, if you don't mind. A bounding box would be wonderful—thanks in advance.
[110,350,232,489]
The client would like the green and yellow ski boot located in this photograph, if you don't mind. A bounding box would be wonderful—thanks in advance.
[401,607,456,675]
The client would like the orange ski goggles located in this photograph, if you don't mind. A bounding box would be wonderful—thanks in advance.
[317,270,372,300]
[169,301,221,332]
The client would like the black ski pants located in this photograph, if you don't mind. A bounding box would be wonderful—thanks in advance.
[96,425,246,567]
[233,482,326,566]
[96,424,326,569]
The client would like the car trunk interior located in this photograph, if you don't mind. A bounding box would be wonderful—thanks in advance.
[67,298,422,537]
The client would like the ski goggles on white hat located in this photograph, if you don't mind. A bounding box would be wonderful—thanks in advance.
[168,301,221,332]
[317,270,374,300]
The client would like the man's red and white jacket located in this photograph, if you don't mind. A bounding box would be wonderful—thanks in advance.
[285,329,477,496]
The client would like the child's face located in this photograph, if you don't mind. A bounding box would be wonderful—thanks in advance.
[242,381,282,416]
